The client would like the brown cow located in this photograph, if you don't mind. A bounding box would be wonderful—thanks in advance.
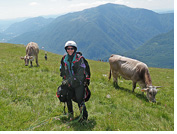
[109,54,160,102]
[21,42,39,67]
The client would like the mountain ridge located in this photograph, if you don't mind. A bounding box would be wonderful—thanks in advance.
[4,16,54,36]
[8,3,174,61]
[123,29,174,69]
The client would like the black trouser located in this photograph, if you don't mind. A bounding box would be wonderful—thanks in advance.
[67,85,88,119]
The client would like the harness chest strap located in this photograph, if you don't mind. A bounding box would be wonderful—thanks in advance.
[73,55,83,63]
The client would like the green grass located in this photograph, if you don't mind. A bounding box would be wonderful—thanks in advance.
[0,43,174,131]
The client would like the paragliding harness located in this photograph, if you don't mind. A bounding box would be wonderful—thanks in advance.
[56,84,91,115]
[56,52,91,113]
[56,85,91,105]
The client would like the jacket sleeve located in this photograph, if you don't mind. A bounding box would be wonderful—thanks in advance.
[60,57,66,79]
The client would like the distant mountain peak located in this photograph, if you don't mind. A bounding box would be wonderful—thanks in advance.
[8,3,173,68]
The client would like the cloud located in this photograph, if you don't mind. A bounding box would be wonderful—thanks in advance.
[50,0,57,2]
[68,1,109,9]
[29,2,39,6]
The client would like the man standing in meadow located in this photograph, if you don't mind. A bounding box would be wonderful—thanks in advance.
[59,41,90,121]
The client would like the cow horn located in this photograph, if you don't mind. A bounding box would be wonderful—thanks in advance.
[155,86,162,88]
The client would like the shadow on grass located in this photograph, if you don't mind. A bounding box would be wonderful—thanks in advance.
[28,65,40,68]
[59,115,96,131]
[70,117,96,131]
[114,84,148,102]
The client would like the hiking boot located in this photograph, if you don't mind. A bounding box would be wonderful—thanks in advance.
[79,105,88,121]
[83,110,88,120]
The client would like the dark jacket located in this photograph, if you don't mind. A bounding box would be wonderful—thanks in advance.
[60,52,90,88]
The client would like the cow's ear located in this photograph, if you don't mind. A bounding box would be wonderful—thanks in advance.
[141,88,148,92]
[21,57,24,60]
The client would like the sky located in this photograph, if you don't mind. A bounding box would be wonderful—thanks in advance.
[0,0,174,20]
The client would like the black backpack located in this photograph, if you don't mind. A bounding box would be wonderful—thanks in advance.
[56,84,91,103]
[56,84,68,102]
[56,84,91,114]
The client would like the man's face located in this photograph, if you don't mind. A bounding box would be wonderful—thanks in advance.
[67,46,75,56]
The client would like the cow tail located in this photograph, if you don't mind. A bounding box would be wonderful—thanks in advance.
[109,67,111,80]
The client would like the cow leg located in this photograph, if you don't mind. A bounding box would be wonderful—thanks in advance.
[113,77,118,87]
[132,81,136,92]
[112,72,118,88]
[36,56,39,66]
[30,61,33,67]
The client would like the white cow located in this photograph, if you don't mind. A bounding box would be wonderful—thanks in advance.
[21,42,39,67]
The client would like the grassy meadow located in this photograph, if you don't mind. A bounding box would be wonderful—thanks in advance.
[0,43,174,131]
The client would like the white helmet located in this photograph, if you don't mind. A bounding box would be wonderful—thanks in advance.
[64,41,77,49]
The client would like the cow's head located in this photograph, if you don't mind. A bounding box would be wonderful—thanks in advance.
[21,56,34,66]
[141,86,161,103]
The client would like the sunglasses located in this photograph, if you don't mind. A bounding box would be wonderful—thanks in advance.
[67,47,74,50]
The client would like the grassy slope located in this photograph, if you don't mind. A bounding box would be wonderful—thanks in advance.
[0,43,174,131]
